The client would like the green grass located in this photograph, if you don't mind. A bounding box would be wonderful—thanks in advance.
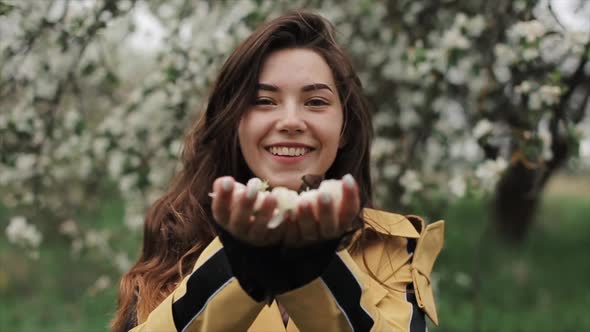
[1,194,589,331]
[433,195,590,332]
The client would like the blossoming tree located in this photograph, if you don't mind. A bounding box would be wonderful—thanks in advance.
[1,0,589,266]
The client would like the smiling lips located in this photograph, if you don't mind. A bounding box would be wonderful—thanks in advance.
[268,146,310,156]
[265,144,314,162]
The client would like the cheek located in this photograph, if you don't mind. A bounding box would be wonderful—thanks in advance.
[317,123,343,165]
[238,116,256,145]
[237,121,246,153]
[327,113,344,149]
[238,114,267,151]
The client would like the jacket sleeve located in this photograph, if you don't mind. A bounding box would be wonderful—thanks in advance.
[276,219,445,332]
[129,237,266,332]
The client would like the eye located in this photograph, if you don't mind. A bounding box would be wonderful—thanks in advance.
[305,98,329,107]
[254,97,276,106]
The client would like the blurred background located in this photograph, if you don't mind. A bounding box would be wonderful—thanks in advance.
[1,0,589,331]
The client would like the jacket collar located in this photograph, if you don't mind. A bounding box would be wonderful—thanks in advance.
[362,208,421,238]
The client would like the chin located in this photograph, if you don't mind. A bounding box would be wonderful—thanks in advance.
[266,174,304,191]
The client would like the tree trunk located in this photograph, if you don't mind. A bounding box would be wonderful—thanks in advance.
[492,128,571,243]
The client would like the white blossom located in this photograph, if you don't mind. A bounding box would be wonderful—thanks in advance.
[148,168,169,187]
[492,63,512,83]
[92,275,112,292]
[508,20,546,43]
[475,158,508,191]
[382,164,400,179]
[125,214,144,231]
[15,154,36,173]
[528,90,543,110]
[453,13,468,28]
[515,81,533,94]
[107,151,126,178]
[71,238,84,257]
[169,140,183,156]
[538,85,562,106]
[566,31,590,55]
[473,119,494,139]
[114,252,132,272]
[454,271,472,288]
[494,43,518,65]
[5,216,42,248]
[318,179,344,209]
[440,28,470,50]
[399,170,423,194]
[64,110,81,131]
[579,137,590,166]
[522,48,539,61]
[423,138,445,172]
[399,108,420,129]
[84,229,111,252]
[466,15,486,37]
[448,176,467,198]
[371,138,396,160]
[119,174,138,193]
[77,156,93,178]
[59,219,79,236]
[538,116,553,160]
[373,111,395,129]
[271,187,299,214]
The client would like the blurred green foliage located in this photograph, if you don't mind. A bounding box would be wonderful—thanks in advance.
[435,194,590,331]
[1,190,589,331]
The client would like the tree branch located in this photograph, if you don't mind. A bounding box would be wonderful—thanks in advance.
[556,40,590,116]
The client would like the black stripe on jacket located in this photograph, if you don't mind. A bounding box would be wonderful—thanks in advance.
[406,238,426,332]
[172,248,234,331]
[321,254,375,332]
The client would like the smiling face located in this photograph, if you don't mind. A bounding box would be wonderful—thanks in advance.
[238,48,344,190]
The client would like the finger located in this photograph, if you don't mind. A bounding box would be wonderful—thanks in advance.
[338,174,360,232]
[228,180,258,236]
[296,200,319,243]
[318,192,337,239]
[211,176,234,227]
[283,211,300,246]
[247,194,277,244]
[265,208,286,245]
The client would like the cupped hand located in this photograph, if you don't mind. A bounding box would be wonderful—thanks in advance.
[211,177,284,246]
[284,174,360,247]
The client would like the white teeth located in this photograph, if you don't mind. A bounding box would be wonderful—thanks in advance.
[268,146,310,156]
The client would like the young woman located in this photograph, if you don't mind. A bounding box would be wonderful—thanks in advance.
[112,11,444,332]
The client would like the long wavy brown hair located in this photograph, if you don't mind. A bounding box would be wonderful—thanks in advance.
[111,11,374,331]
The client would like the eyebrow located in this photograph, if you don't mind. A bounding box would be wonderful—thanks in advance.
[256,83,333,93]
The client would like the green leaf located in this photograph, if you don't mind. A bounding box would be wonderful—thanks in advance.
[81,62,97,76]
[0,2,16,16]
[103,71,120,87]
[165,66,180,82]
[448,49,464,67]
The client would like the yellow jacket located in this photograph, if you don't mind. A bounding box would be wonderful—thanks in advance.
[130,208,444,332]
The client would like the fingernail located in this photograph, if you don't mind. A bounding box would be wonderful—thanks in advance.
[246,183,258,199]
[247,177,261,189]
[222,178,233,192]
[343,174,354,189]
[321,192,331,204]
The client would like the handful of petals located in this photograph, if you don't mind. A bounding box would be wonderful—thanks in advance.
[210,176,350,229]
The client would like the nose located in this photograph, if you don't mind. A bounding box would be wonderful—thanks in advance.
[276,102,306,134]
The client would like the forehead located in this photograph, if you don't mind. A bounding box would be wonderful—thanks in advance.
[258,48,336,88]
